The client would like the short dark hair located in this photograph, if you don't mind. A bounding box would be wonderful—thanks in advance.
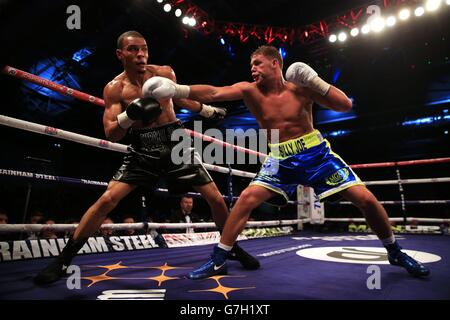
[251,45,283,69]
[180,195,193,201]
[117,31,145,49]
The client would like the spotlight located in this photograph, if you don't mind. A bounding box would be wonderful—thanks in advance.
[415,7,425,16]
[163,4,171,12]
[182,16,190,24]
[188,17,197,27]
[175,9,182,17]
[350,28,359,37]
[386,16,396,27]
[157,0,163,3]
[361,24,371,34]
[399,8,411,20]
[426,0,441,11]
[370,17,385,32]
[329,34,337,43]
[338,32,347,42]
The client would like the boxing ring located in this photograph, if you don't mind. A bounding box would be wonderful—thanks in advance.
[0,66,449,300]
[0,232,449,300]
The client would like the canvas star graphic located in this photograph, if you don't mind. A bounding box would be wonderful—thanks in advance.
[147,273,180,287]
[84,261,128,271]
[80,262,188,287]
[189,275,255,299]
[129,262,189,286]
[82,272,120,287]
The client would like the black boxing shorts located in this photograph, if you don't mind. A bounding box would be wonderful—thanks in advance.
[112,120,212,192]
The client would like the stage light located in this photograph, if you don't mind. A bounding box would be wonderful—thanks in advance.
[163,4,171,12]
[175,9,182,17]
[350,28,359,37]
[370,17,385,32]
[386,16,396,27]
[188,17,197,27]
[361,24,371,34]
[415,7,425,16]
[329,34,337,43]
[338,32,347,42]
[399,8,411,20]
[425,0,441,11]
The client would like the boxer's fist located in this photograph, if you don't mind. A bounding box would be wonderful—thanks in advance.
[286,62,330,96]
[117,97,162,129]
[199,104,226,120]
[142,76,190,100]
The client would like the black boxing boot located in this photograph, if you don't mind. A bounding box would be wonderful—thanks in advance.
[228,242,261,270]
[217,228,260,270]
[34,237,87,285]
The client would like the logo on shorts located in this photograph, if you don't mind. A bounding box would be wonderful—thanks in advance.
[325,168,349,186]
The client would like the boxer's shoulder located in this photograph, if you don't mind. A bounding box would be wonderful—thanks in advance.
[145,64,174,78]
[234,81,253,91]
[104,76,125,100]
[107,73,127,90]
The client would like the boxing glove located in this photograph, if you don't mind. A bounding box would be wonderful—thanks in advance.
[285,62,331,96]
[142,76,190,100]
[117,97,162,129]
[199,104,226,120]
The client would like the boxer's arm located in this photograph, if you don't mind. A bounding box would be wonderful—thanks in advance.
[153,66,240,119]
[156,65,203,112]
[188,82,247,102]
[286,62,352,112]
[306,86,353,112]
[103,82,128,142]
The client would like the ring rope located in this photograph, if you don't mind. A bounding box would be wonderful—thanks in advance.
[0,168,298,205]
[2,168,447,189]
[325,217,450,223]
[0,219,306,234]
[332,200,450,205]
[0,115,256,179]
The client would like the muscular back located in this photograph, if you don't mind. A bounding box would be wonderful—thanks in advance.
[103,65,178,140]
[243,81,315,142]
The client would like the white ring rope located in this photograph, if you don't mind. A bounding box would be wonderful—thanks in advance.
[0,114,129,153]
[2,169,448,207]
[335,200,450,205]
[325,217,450,223]
[0,114,256,179]
[0,219,306,233]
[364,177,450,185]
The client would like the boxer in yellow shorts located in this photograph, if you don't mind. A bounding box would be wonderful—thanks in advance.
[143,45,430,279]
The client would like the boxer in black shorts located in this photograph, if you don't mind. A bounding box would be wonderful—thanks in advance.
[34,31,259,285]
